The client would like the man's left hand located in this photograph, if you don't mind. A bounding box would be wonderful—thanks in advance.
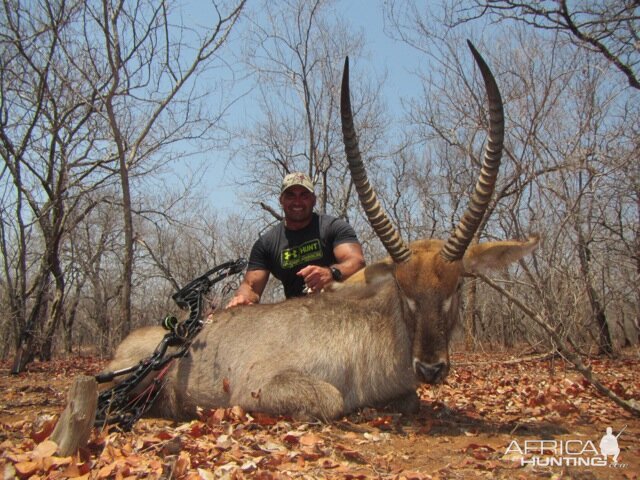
[297,265,333,293]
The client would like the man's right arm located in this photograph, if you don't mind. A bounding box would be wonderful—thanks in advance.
[226,269,270,308]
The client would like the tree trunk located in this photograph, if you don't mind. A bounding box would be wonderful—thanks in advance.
[51,375,98,456]
[120,160,134,339]
[40,287,65,361]
[39,248,66,360]
[63,280,84,353]
[102,0,134,341]
[635,192,640,343]
[11,275,50,373]
[576,228,613,355]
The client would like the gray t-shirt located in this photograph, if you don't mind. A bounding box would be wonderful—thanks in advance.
[248,213,359,298]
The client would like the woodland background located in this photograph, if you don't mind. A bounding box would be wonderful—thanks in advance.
[0,0,638,373]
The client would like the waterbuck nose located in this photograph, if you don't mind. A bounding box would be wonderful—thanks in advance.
[414,360,448,384]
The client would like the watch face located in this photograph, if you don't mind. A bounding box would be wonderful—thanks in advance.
[331,267,342,281]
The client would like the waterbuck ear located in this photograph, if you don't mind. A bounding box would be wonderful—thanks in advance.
[463,235,540,274]
[344,260,395,286]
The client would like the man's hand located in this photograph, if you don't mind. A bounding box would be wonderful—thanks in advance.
[297,265,333,293]
[225,269,269,308]
[226,294,254,309]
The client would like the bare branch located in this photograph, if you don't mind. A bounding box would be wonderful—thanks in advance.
[477,272,640,417]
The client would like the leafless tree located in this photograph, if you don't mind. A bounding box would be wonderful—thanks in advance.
[68,198,123,353]
[0,0,247,370]
[0,1,116,370]
[383,3,639,355]
[443,0,639,90]
[235,0,390,226]
[84,0,246,338]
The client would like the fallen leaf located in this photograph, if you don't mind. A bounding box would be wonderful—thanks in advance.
[337,445,368,464]
[241,460,257,472]
[173,451,191,477]
[252,412,279,426]
[282,434,300,447]
[14,461,39,478]
[32,440,58,459]
[230,405,245,421]
[216,434,232,449]
[209,408,227,424]
[363,432,389,443]
[30,414,57,443]
[96,462,115,478]
[198,468,215,480]
[260,441,286,453]
[42,455,72,471]
[299,433,322,447]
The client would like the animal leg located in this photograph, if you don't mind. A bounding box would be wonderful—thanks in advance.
[253,369,345,422]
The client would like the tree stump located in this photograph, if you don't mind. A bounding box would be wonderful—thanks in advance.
[50,375,98,456]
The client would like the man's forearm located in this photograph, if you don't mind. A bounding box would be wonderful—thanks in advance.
[332,242,366,281]
[234,282,261,303]
[334,257,366,280]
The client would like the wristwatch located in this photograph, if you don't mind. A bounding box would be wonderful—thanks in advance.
[330,266,343,282]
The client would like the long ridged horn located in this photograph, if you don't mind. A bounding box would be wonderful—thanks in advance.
[440,41,505,262]
[341,57,412,264]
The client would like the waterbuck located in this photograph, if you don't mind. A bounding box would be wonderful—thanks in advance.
[102,42,538,422]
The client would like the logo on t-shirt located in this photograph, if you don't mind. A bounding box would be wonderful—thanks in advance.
[281,239,323,269]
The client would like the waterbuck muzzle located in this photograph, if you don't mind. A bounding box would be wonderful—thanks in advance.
[414,359,449,385]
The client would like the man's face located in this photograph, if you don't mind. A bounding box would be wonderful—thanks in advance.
[280,186,316,224]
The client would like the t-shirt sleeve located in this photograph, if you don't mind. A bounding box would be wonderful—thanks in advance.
[328,218,360,246]
[247,237,271,271]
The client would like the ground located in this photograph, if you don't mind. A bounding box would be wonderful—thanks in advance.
[0,350,638,479]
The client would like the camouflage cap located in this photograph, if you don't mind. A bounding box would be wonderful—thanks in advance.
[281,172,315,194]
